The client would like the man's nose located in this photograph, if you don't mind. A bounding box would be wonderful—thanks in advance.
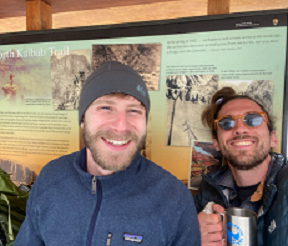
[110,111,129,132]
[232,116,249,136]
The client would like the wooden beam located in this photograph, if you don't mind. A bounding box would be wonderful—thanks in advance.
[208,0,230,15]
[26,0,52,31]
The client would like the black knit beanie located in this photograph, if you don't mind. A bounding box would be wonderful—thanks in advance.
[78,60,150,125]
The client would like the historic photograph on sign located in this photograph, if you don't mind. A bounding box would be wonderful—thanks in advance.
[0,49,52,109]
[51,49,91,110]
[189,141,223,190]
[166,75,218,146]
[218,80,273,113]
[92,44,161,90]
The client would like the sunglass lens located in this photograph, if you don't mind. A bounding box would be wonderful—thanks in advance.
[218,117,235,130]
[243,113,263,127]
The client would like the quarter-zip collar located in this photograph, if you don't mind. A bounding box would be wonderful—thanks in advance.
[75,147,146,246]
[74,147,144,196]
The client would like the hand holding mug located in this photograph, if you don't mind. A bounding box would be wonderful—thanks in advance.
[198,203,226,246]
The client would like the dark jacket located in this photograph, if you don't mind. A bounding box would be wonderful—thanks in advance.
[194,153,288,246]
[14,148,200,246]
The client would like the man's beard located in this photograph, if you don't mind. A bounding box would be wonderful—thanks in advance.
[82,124,146,172]
[221,136,270,171]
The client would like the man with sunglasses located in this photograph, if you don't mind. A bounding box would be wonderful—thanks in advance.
[194,86,288,246]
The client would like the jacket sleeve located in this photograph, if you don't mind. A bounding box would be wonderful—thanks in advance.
[263,162,288,246]
[13,184,44,246]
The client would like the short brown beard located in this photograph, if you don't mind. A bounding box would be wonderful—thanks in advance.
[82,124,146,172]
[222,135,270,170]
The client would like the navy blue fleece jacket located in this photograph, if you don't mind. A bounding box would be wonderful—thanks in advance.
[14,148,200,246]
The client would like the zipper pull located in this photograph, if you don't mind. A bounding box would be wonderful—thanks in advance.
[106,232,112,246]
[91,176,97,194]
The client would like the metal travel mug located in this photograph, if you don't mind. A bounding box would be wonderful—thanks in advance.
[218,207,257,246]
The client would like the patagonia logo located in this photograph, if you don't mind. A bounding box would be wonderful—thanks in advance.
[123,233,143,243]
[227,222,243,245]
[137,85,146,97]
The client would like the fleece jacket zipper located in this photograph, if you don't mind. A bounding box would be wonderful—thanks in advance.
[87,176,102,246]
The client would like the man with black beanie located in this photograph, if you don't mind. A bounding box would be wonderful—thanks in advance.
[14,61,200,246]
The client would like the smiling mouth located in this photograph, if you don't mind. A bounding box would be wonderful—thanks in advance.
[232,140,254,146]
[102,138,130,146]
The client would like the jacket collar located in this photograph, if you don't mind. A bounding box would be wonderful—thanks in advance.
[202,153,286,213]
[203,153,284,186]
[262,153,285,214]
[74,147,145,195]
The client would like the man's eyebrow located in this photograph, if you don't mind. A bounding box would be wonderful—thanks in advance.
[92,99,117,106]
[127,104,146,110]
[222,111,259,117]
[91,99,145,109]
[247,111,260,114]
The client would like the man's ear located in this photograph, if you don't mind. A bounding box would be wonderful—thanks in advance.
[270,130,277,148]
[213,136,220,151]
[80,121,84,129]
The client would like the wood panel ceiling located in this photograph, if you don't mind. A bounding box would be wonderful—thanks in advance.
[0,0,176,18]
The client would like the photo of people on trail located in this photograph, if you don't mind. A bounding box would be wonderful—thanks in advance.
[166,75,218,146]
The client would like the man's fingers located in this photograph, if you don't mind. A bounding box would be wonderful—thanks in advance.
[200,221,223,234]
[201,231,223,242]
[212,204,225,213]
[198,212,222,224]
[198,207,225,244]
[201,240,223,246]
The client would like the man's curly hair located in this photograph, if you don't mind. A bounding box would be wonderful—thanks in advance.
[201,87,274,138]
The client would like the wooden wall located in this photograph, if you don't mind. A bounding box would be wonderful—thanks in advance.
[0,0,287,33]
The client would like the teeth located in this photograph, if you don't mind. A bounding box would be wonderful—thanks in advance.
[234,141,253,146]
[107,140,128,146]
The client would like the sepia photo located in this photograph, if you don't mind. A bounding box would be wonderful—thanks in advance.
[51,49,91,111]
[218,80,273,114]
[92,44,161,90]
[166,75,218,146]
